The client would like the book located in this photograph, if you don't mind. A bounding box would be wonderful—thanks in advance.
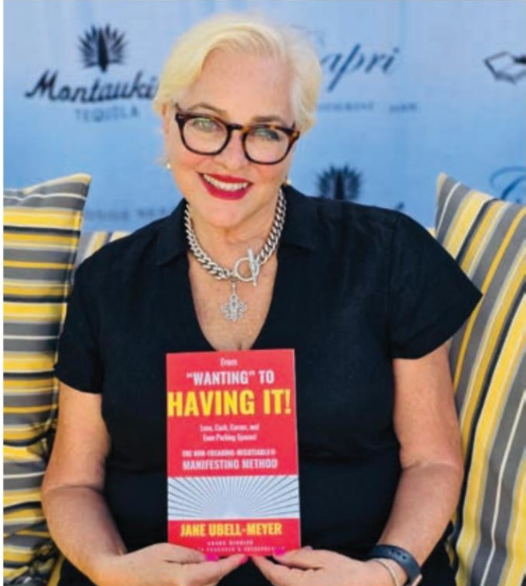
[167,349,300,556]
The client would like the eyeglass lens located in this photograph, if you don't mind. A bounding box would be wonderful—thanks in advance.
[183,116,291,164]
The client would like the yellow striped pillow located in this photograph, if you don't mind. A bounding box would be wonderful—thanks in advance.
[75,230,129,267]
[3,174,91,584]
[436,174,526,586]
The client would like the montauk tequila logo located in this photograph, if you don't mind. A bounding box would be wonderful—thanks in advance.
[79,25,127,73]
[24,23,157,122]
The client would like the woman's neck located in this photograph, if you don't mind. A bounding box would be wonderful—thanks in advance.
[188,199,279,268]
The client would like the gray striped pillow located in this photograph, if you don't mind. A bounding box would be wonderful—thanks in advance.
[4,174,91,585]
[435,173,525,586]
[74,230,129,269]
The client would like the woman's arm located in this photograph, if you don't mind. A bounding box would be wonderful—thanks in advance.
[42,383,246,586]
[41,383,126,583]
[376,341,464,583]
[253,342,463,586]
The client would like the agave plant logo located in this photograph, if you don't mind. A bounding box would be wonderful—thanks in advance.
[317,165,362,201]
[79,25,127,73]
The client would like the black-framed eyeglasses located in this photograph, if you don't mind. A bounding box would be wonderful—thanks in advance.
[174,103,300,165]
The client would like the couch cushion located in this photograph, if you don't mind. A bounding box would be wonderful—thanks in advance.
[3,173,91,585]
[435,173,525,586]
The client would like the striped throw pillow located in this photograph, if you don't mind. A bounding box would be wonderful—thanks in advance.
[75,230,129,268]
[435,174,525,586]
[3,173,91,585]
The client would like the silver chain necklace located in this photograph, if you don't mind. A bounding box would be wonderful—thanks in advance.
[184,188,286,322]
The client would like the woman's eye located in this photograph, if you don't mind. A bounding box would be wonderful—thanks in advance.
[190,117,221,132]
[251,127,282,141]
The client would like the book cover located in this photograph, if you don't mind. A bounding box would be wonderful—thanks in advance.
[167,349,300,556]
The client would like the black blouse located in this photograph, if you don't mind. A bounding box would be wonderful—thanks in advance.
[54,184,482,586]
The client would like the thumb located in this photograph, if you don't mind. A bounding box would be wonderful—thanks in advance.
[196,554,247,583]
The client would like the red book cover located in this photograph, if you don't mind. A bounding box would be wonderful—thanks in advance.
[167,349,300,556]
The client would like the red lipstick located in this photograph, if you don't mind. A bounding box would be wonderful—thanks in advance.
[206,173,250,183]
[199,174,252,201]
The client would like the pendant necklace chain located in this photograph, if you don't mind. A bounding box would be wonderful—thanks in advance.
[184,188,286,322]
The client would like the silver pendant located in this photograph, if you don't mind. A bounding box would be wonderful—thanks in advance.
[221,281,247,322]
[233,248,260,287]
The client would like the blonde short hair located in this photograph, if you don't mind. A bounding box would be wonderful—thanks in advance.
[152,12,322,134]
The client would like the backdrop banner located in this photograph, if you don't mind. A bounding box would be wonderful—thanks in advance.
[4,0,525,231]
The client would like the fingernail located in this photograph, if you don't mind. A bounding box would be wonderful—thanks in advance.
[303,545,313,550]
[239,554,249,564]
[205,554,219,561]
[274,547,286,556]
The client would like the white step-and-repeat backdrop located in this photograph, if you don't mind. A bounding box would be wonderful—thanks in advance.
[4,0,525,231]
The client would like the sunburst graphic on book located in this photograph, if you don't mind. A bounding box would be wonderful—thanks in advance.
[168,475,299,520]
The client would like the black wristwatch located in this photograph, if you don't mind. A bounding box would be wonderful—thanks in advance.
[367,544,422,586]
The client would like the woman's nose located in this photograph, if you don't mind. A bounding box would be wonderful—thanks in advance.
[214,130,249,169]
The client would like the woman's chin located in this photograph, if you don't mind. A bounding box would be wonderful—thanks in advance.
[191,206,249,233]
[187,186,278,236]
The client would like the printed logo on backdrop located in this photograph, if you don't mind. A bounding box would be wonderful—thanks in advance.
[24,24,158,123]
[298,28,417,116]
[80,25,127,72]
[316,165,405,210]
[317,165,362,201]
[484,51,526,84]
[490,166,526,204]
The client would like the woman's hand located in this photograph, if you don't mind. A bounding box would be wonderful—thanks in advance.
[95,543,247,586]
[252,547,392,586]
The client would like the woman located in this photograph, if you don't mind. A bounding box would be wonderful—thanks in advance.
[42,12,482,586]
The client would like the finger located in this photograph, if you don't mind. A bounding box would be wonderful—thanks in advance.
[189,554,247,584]
[158,543,207,563]
[271,548,327,569]
[251,555,299,586]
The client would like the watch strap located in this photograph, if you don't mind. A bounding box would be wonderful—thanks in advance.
[367,544,422,585]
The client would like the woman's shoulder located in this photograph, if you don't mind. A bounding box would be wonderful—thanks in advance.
[285,184,410,250]
[286,184,403,229]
